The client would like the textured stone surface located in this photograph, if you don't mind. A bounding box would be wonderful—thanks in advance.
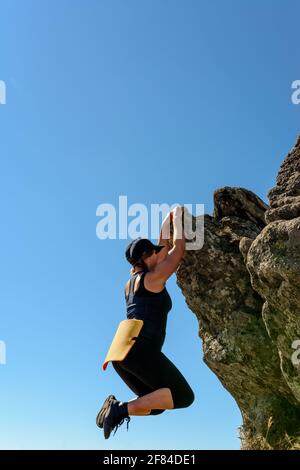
[176,136,300,449]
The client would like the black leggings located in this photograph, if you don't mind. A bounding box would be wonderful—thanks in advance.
[112,336,194,415]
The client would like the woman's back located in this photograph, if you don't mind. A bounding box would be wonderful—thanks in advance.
[125,270,172,349]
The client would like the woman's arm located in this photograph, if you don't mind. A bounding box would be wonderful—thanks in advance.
[150,206,186,283]
[156,211,173,255]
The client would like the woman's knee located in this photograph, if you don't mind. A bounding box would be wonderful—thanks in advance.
[184,387,195,407]
[172,385,195,409]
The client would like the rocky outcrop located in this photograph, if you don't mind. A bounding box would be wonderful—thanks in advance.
[176,136,300,449]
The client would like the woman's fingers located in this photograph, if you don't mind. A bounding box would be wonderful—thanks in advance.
[171,206,183,217]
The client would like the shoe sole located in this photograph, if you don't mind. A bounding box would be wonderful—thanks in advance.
[103,401,122,439]
[103,403,114,440]
[96,395,116,429]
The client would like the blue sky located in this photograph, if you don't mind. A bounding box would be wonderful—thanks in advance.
[0,0,299,450]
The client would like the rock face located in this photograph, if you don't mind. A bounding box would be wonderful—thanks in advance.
[176,136,300,449]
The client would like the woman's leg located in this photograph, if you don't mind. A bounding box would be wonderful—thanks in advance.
[112,361,166,416]
[118,345,195,415]
[127,387,174,415]
[155,351,195,409]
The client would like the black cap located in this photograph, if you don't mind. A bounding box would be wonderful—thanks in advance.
[125,237,165,265]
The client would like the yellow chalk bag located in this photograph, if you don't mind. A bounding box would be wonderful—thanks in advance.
[102,319,144,371]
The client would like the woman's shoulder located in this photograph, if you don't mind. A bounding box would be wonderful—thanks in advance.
[142,271,166,294]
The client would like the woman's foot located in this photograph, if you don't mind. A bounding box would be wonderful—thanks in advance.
[103,401,131,439]
[96,394,117,429]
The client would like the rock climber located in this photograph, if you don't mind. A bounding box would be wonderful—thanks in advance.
[96,206,195,439]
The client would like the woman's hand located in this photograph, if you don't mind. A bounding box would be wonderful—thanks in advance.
[171,206,183,219]
[159,206,184,243]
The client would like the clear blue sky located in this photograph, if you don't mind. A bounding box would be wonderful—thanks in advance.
[0,0,299,450]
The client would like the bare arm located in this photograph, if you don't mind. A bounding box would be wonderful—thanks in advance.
[156,211,173,256]
[149,206,186,284]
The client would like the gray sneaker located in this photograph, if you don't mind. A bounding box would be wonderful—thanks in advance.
[96,395,117,429]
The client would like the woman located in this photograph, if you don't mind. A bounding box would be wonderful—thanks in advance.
[96,206,195,439]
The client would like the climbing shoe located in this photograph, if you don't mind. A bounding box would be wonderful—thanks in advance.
[103,401,131,439]
[96,394,117,429]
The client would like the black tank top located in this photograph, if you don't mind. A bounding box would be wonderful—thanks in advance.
[125,270,172,349]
